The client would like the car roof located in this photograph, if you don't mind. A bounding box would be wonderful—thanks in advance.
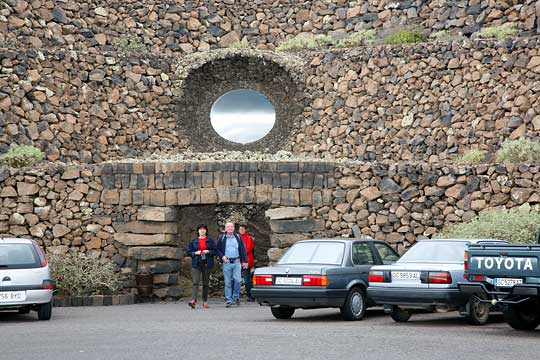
[297,238,385,243]
[0,237,33,244]
[418,238,506,244]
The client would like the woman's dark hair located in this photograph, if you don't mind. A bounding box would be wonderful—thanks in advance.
[197,224,208,232]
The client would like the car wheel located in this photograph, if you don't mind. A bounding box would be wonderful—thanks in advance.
[390,306,412,322]
[270,306,295,319]
[341,287,366,321]
[503,301,540,331]
[18,308,30,314]
[37,302,52,321]
[465,295,490,326]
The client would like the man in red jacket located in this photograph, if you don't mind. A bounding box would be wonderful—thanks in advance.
[239,224,255,302]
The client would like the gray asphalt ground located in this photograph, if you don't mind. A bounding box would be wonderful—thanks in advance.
[1,300,539,360]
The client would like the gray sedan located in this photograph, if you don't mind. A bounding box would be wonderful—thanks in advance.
[252,238,400,321]
[367,238,506,325]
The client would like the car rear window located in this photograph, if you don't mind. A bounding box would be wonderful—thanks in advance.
[0,243,41,269]
[398,241,466,263]
[278,242,345,265]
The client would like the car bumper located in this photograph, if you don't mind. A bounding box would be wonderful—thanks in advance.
[0,289,53,309]
[459,282,540,303]
[367,287,466,308]
[252,287,348,308]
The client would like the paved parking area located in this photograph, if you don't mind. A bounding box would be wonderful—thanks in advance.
[1,300,539,360]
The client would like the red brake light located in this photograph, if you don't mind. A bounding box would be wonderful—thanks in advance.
[428,271,452,284]
[302,275,328,286]
[464,251,468,271]
[368,271,388,283]
[471,275,485,281]
[253,275,273,286]
[42,285,53,290]
[31,240,47,267]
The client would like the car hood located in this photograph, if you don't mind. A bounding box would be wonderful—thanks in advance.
[371,262,464,272]
[254,264,334,275]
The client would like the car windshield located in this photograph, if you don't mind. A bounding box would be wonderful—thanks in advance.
[398,241,466,263]
[278,242,345,265]
[0,243,40,269]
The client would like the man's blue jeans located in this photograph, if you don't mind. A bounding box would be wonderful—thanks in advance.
[223,260,242,303]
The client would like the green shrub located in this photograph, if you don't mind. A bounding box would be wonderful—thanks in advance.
[48,252,123,296]
[0,144,44,168]
[457,149,486,164]
[228,39,249,49]
[276,34,335,52]
[115,35,147,54]
[496,138,540,163]
[478,23,517,40]
[337,29,376,48]
[441,205,540,244]
[384,28,426,44]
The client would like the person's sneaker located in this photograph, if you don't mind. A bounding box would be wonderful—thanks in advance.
[202,302,209,308]
[225,302,232,308]
[235,299,240,306]
[188,300,196,309]
[247,298,256,303]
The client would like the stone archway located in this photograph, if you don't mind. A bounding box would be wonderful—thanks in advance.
[173,49,305,151]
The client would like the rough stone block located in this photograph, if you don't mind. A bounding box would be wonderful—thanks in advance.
[265,207,311,220]
[137,206,178,221]
[270,233,307,247]
[281,189,300,206]
[200,188,218,204]
[269,218,325,233]
[153,286,183,298]
[138,260,181,274]
[114,233,179,246]
[113,221,178,234]
[127,246,183,260]
[177,189,191,205]
[101,190,119,204]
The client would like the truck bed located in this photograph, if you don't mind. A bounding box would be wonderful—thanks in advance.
[467,243,540,278]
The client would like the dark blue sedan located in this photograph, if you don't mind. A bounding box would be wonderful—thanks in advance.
[251,238,400,320]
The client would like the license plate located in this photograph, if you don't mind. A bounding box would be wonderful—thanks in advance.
[0,291,26,303]
[392,271,420,281]
[495,278,523,288]
[275,277,302,285]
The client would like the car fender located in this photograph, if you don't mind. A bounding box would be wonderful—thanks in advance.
[345,279,367,292]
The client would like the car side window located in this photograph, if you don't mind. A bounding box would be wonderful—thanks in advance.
[374,243,400,264]
[352,243,374,265]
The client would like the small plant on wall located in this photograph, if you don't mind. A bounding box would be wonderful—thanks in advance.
[496,138,540,163]
[0,144,44,168]
[337,29,376,47]
[478,23,517,40]
[384,27,426,44]
[456,149,486,164]
[114,35,147,55]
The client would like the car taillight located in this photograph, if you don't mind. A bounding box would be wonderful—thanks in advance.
[470,275,485,282]
[464,251,468,271]
[42,280,53,290]
[253,275,273,286]
[302,275,328,286]
[368,271,390,283]
[426,271,452,284]
[31,240,47,267]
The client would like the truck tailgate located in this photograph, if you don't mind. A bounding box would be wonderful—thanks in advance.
[467,244,540,278]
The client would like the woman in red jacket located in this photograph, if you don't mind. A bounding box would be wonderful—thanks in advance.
[239,224,255,301]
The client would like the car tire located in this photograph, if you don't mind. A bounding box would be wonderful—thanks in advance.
[390,306,412,322]
[37,302,52,321]
[18,308,30,314]
[465,295,490,326]
[503,301,540,331]
[341,287,366,321]
[270,306,295,320]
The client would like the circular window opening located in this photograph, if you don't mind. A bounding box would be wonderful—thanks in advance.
[210,89,276,144]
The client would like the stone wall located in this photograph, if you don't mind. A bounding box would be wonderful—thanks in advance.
[2,0,539,53]
[2,160,540,297]
[3,39,540,163]
[328,161,540,253]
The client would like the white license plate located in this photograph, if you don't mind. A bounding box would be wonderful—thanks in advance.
[0,291,27,303]
[275,277,302,285]
[392,271,420,281]
[495,278,523,288]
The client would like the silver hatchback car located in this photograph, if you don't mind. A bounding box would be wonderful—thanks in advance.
[0,238,53,320]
